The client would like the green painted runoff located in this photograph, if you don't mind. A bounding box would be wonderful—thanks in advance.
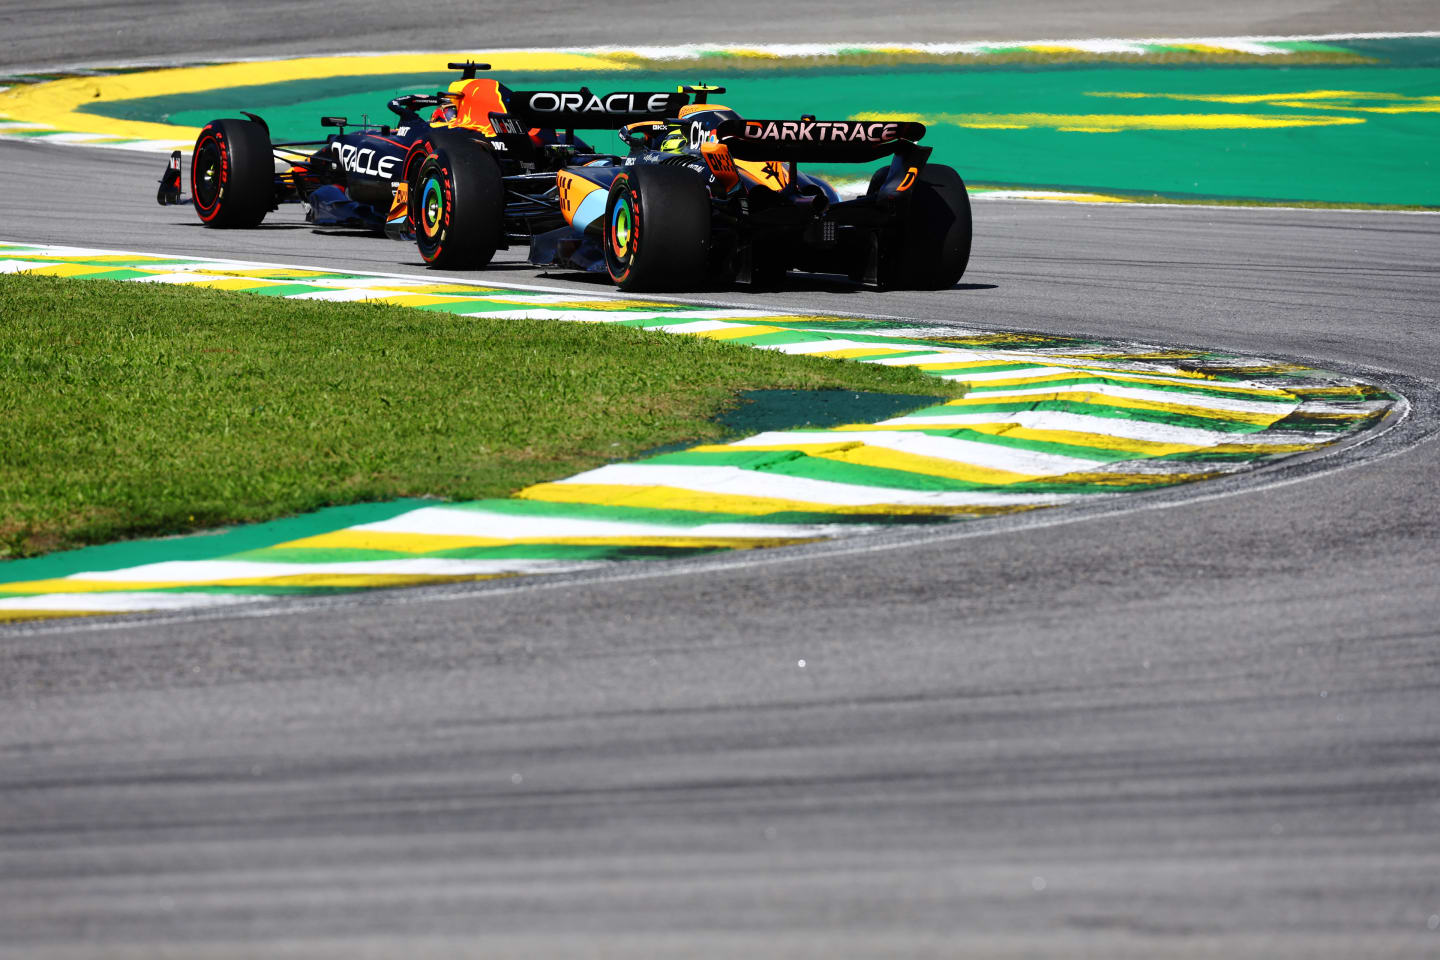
[82,39,1440,206]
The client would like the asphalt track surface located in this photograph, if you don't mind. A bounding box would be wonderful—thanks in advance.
[3,0,1437,70]
[2,3,1439,957]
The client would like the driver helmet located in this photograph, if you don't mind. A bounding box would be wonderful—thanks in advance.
[659,127,687,153]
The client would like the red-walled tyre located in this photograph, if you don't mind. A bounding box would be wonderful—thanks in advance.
[190,118,273,228]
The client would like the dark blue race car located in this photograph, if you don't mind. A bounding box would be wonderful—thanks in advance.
[406,84,973,291]
[157,62,687,257]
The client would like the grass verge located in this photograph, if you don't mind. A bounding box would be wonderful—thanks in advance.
[0,274,962,559]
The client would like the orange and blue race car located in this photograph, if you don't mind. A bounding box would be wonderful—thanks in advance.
[404,84,972,291]
[157,62,687,264]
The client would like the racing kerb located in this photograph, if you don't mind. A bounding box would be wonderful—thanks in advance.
[0,241,1398,622]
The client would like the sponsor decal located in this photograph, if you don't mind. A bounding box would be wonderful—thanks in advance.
[688,121,719,150]
[741,120,902,142]
[703,145,735,175]
[523,90,679,116]
[702,142,739,191]
[557,171,580,216]
[491,115,526,136]
[330,142,399,179]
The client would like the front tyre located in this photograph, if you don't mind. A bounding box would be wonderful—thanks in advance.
[191,118,273,228]
[411,142,503,269]
[603,165,710,291]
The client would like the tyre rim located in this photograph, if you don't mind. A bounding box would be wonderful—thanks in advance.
[194,140,221,208]
[420,177,444,237]
[610,196,632,259]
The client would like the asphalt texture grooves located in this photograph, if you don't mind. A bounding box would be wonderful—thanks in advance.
[2,4,1440,957]
[2,0,1436,71]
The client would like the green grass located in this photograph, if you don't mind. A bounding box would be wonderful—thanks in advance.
[0,274,962,559]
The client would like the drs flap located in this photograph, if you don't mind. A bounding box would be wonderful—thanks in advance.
[509,89,690,128]
[717,117,927,162]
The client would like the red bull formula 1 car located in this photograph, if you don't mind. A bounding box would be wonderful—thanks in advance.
[157,62,688,263]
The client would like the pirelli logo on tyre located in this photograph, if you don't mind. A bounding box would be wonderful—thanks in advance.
[192,127,231,223]
[437,163,455,244]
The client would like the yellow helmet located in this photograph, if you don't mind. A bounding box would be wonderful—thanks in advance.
[659,129,687,153]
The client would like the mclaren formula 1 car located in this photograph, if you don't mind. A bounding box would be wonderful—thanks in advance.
[402,85,971,291]
[156,62,689,263]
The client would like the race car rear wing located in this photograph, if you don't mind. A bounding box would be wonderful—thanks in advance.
[506,88,690,129]
[716,117,927,163]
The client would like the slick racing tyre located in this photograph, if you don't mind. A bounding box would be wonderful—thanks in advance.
[191,118,274,228]
[398,130,456,238]
[603,165,710,291]
[894,164,972,289]
[870,163,972,290]
[410,140,503,269]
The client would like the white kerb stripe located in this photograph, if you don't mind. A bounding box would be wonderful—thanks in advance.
[351,505,876,540]
[0,592,266,613]
[939,365,1289,394]
[70,558,610,583]
[764,338,935,356]
[0,259,62,273]
[877,410,1285,446]
[287,289,388,301]
[953,383,1298,415]
[723,429,1112,472]
[650,319,754,334]
[555,464,1076,507]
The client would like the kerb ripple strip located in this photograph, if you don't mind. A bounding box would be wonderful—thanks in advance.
[0,241,1398,621]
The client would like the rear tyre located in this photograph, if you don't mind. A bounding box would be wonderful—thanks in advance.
[191,118,273,228]
[411,141,503,269]
[603,165,710,291]
[888,164,972,290]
